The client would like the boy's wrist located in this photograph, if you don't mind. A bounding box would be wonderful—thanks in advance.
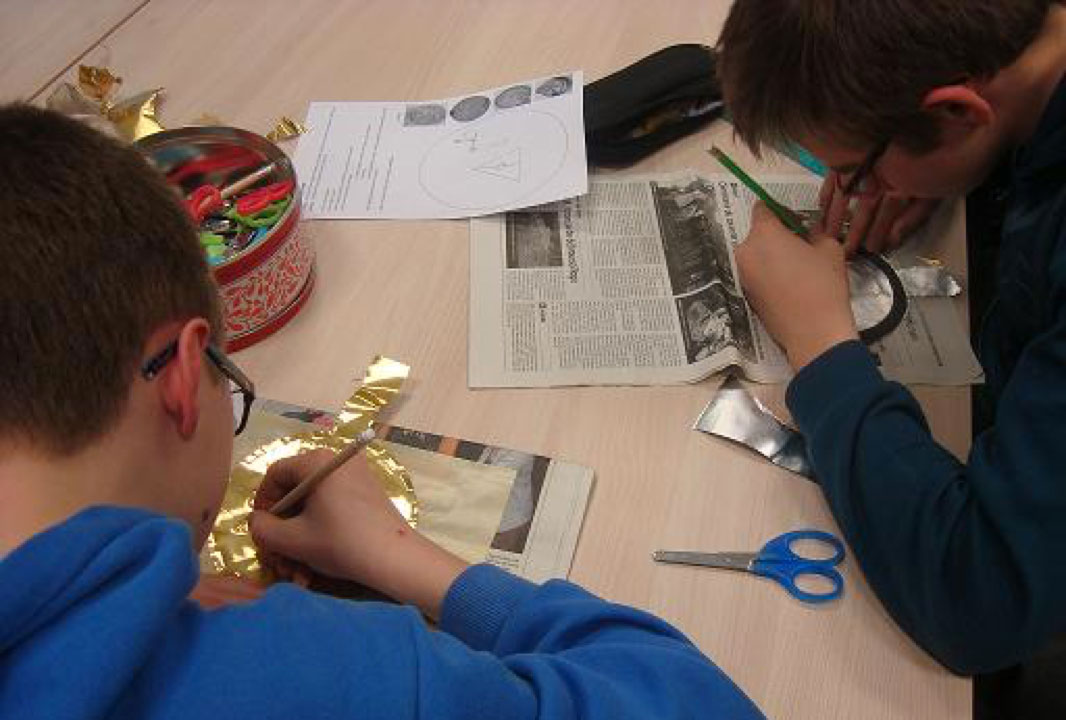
[786,326,859,371]
[376,532,468,620]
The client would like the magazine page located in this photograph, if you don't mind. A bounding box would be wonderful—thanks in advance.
[380,426,594,583]
[218,400,594,582]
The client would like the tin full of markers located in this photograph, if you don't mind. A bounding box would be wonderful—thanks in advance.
[136,126,315,351]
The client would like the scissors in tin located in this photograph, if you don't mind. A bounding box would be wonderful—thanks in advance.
[652,529,846,604]
[185,162,278,223]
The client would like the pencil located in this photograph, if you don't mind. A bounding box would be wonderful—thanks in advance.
[708,145,810,238]
[221,162,277,199]
[269,427,377,516]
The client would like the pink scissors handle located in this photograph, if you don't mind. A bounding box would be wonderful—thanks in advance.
[236,180,294,216]
[186,185,222,223]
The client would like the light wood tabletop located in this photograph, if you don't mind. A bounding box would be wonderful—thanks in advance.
[0,0,149,102]
[28,1,973,717]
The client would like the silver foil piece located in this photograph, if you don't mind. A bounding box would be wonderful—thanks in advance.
[693,376,813,479]
[847,259,897,336]
[848,260,961,333]
[850,261,962,299]
[896,265,963,298]
[794,206,962,300]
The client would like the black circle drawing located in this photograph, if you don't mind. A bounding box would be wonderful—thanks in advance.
[536,76,572,98]
[418,109,569,211]
[404,103,446,126]
[450,95,491,122]
[494,85,532,109]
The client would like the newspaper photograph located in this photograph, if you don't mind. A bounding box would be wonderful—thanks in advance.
[469,171,983,388]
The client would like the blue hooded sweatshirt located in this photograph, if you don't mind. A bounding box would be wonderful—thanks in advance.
[786,76,1066,675]
[0,506,764,719]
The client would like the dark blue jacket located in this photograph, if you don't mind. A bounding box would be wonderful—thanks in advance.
[0,506,764,719]
[787,77,1066,674]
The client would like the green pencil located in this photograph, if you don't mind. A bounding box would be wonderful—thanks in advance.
[708,145,810,239]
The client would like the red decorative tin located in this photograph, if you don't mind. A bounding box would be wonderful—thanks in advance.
[135,127,314,352]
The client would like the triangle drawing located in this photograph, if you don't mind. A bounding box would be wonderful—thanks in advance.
[472,148,521,182]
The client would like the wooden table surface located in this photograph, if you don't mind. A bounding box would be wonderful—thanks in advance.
[20,1,972,717]
[0,0,149,102]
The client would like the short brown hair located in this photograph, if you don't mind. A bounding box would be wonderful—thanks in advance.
[0,105,222,455]
[717,0,1054,154]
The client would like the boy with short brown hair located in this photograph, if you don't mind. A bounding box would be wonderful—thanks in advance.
[717,1,1066,716]
[0,105,764,720]
[1,103,223,456]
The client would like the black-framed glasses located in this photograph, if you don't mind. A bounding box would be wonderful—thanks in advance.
[141,340,256,435]
[838,139,890,197]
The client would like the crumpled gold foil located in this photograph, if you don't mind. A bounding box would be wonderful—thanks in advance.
[107,87,165,141]
[45,64,164,142]
[266,116,308,143]
[203,357,418,581]
[78,65,121,101]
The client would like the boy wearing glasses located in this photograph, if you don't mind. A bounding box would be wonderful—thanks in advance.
[716,0,1066,716]
[0,105,764,719]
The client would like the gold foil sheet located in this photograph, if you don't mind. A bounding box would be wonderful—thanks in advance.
[45,65,164,142]
[266,116,308,143]
[204,357,418,581]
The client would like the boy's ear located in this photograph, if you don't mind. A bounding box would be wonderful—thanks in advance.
[158,319,212,440]
[921,84,994,138]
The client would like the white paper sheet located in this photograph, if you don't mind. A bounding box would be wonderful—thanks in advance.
[294,73,588,219]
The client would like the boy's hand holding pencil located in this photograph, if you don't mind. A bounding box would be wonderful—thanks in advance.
[735,202,858,371]
[250,436,468,619]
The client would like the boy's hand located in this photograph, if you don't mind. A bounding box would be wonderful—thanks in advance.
[250,448,467,619]
[819,171,940,255]
[190,574,266,609]
[736,203,858,370]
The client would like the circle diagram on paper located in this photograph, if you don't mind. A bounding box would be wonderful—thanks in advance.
[418,109,569,212]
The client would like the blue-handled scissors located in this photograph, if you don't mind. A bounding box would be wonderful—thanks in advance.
[652,530,846,604]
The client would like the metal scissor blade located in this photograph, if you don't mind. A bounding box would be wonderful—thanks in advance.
[652,550,756,571]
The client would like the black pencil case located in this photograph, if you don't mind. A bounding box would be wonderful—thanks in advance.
[584,44,723,167]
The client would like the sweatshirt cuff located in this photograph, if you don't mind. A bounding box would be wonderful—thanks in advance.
[786,340,884,433]
[439,564,539,651]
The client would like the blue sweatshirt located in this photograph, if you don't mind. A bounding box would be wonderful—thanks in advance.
[786,77,1066,674]
[0,506,764,719]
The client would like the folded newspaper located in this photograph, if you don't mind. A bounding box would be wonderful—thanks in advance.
[469,171,983,387]
[223,399,594,583]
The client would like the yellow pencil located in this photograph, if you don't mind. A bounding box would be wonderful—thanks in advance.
[270,428,376,516]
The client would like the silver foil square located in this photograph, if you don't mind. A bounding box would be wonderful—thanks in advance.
[693,376,813,479]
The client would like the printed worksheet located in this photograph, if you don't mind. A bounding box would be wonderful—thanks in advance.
[294,73,587,219]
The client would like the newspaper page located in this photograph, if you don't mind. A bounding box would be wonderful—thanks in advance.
[226,399,593,583]
[469,171,982,388]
